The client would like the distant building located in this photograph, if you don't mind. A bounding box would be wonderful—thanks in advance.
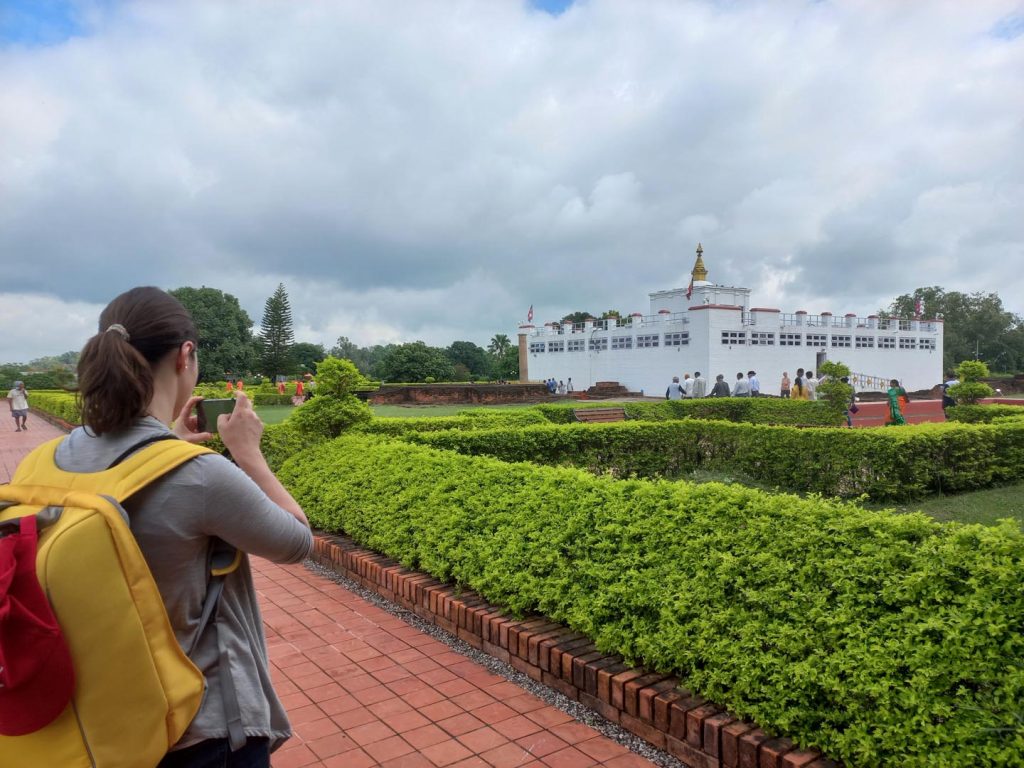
[518,245,943,394]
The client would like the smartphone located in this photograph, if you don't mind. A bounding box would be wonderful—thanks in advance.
[196,398,236,433]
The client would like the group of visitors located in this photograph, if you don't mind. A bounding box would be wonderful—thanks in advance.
[665,371,761,399]
[544,377,573,395]
[784,368,819,400]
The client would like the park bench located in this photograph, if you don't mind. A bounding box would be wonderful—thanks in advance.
[572,407,627,423]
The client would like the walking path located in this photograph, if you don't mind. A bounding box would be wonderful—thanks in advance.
[1,411,655,768]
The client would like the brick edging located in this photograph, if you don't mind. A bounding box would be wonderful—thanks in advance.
[311,533,837,768]
[28,407,77,433]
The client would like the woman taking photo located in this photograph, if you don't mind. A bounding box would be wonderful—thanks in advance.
[60,287,312,766]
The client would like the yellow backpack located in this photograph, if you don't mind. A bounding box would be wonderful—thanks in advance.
[0,435,239,768]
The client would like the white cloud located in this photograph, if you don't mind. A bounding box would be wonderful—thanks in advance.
[0,0,1022,362]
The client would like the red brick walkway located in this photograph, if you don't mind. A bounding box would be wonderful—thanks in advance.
[1,410,657,768]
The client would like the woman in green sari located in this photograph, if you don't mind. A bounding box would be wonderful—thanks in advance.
[886,378,908,425]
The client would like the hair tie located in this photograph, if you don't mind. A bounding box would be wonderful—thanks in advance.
[105,324,130,341]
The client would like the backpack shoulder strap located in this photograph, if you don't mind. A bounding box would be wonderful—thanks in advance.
[12,436,215,503]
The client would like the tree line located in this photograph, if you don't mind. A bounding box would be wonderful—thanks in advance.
[4,285,1021,387]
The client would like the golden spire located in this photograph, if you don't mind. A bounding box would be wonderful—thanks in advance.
[691,242,708,282]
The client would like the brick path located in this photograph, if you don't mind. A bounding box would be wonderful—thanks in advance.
[1,409,656,768]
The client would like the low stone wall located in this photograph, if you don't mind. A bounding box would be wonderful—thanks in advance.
[312,532,836,768]
[368,383,555,405]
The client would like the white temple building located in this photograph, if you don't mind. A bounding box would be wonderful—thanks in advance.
[517,245,944,395]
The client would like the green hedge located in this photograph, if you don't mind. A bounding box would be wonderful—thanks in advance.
[403,420,1024,501]
[357,410,549,436]
[946,404,1024,423]
[277,435,1024,767]
[532,398,843,426]
[250,393,296,406]
[27,391,81,424]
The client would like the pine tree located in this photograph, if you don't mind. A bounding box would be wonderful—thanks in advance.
[258,283,296,380]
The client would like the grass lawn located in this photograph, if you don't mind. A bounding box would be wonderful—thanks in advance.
[253,405,293,425]
[254,402,537,423]
[684,469,1024,528]
[876,483,1024,528]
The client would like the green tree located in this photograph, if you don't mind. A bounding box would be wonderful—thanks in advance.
[170,286,257,382]
[487,334,512,357]
[291,342,325,375]
[328,337,392,376]
[884,287,1024,372]
[492,346,519,380]
[258,283,296,380]
[329,336,361,360]
[374,342,455,383]
[561,311,594,325]
[446,341,490,379]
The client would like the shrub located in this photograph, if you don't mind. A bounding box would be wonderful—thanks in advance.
[946,404,1024,423]
[315,357,368,398]
[403,419,1024,500]
[277,435,1024,767]
[357,411,549,436]
[250,393,295,406]
[28,391,81,424]
[948,360,995,405]
[815,361,854,417]
[286,394,372,438]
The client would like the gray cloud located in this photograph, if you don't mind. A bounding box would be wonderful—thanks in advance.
[1,0,1022,362]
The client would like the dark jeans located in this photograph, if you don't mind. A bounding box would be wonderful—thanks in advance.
[158,738,270,768]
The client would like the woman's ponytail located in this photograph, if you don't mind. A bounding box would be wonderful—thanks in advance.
[76,287,197,435]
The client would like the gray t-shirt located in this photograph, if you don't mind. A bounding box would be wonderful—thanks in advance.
[55,417,313,751]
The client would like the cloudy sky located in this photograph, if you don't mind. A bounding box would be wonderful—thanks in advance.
[1,0,1022,363]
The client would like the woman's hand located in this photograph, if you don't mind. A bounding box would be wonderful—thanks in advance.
[173,396,214,443]
[218,392,264,462]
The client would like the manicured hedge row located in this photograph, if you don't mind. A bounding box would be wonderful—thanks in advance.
[532,398,843,426]
[249,393,296,406]
[404,420,1024,500]
[277,435,1024,768]
[946,404,1024,423]
[28,391,81,424]
[356,410,549,436]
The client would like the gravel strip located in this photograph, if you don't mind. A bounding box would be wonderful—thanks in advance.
[304,560,687,768]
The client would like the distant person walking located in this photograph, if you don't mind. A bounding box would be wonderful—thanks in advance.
[886,379,909,425]
[842,376,857,427]
[748,370,760,397]
[780,371,791,398]
[567,378,574,393]
[682,373,694,398]
[666,376,685,400]
[7,380,29,431]
[941,371,958,414]
[691,372,707,398]
[710,374,731,397]
[732,372,750,397]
